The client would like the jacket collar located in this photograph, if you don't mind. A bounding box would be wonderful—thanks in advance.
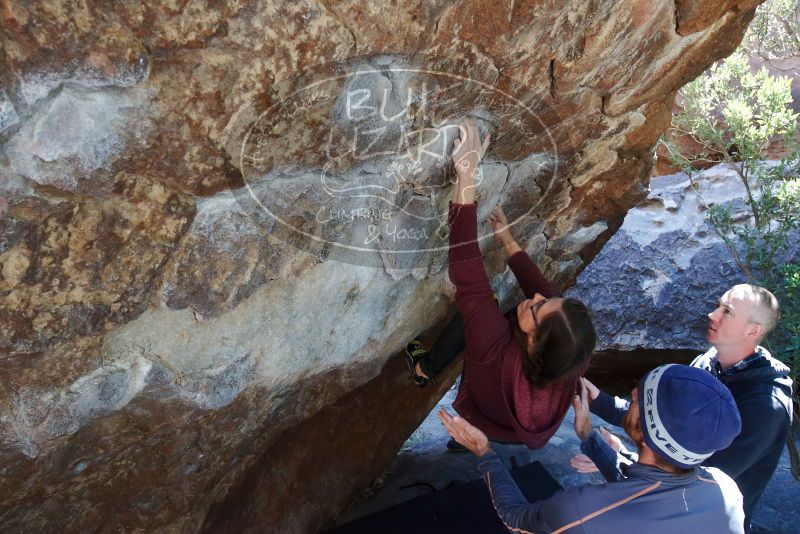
[711,347,766,378]
[699,346,791,385]
[623,462,701,484]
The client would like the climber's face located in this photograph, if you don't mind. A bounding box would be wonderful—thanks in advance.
[517,294,562,336]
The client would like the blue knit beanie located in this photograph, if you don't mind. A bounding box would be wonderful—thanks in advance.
[638,364,741,468]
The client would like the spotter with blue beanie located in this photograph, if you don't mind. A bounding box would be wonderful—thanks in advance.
[578,284,793,533]
[438,363,746,533]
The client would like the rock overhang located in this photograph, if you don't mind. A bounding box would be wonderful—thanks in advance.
[0,1,763,531]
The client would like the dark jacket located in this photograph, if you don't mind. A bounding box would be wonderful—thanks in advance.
[691,347,793,528]
[477,431,745,533]
[448,202,584,449]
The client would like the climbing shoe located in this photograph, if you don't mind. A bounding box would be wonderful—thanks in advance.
[405,339,434,388]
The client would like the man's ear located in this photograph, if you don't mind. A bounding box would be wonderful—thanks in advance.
[746,323,764,341]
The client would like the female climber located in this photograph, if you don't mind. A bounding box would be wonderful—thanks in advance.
[406,118,597,450]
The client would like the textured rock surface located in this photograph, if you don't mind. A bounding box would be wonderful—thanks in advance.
[0,1,761,531]
[201,345,463,534]
[567,163,797,352]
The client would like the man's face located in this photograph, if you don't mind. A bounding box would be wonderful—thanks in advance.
[706,287,759,349]
[621,387,643,447]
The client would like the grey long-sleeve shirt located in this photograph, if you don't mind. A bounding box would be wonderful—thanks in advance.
[476,430,744,533]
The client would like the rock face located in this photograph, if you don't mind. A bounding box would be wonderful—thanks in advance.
[0,1,760,531]
[567,163,797,353]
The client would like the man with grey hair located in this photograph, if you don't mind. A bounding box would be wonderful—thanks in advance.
[580,283,793,533]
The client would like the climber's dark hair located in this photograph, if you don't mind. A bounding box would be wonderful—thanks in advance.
[511,298,597,387]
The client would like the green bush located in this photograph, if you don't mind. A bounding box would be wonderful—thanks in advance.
[663,0,800,478]
[745,0,800,61]
[664,51,799,373]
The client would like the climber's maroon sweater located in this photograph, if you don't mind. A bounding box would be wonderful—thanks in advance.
[448,202,583,449]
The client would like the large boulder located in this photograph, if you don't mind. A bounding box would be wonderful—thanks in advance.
[567,162,796,354]
[0,1,761,531]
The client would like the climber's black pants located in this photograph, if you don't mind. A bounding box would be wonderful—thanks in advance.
[417,313,466,379]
